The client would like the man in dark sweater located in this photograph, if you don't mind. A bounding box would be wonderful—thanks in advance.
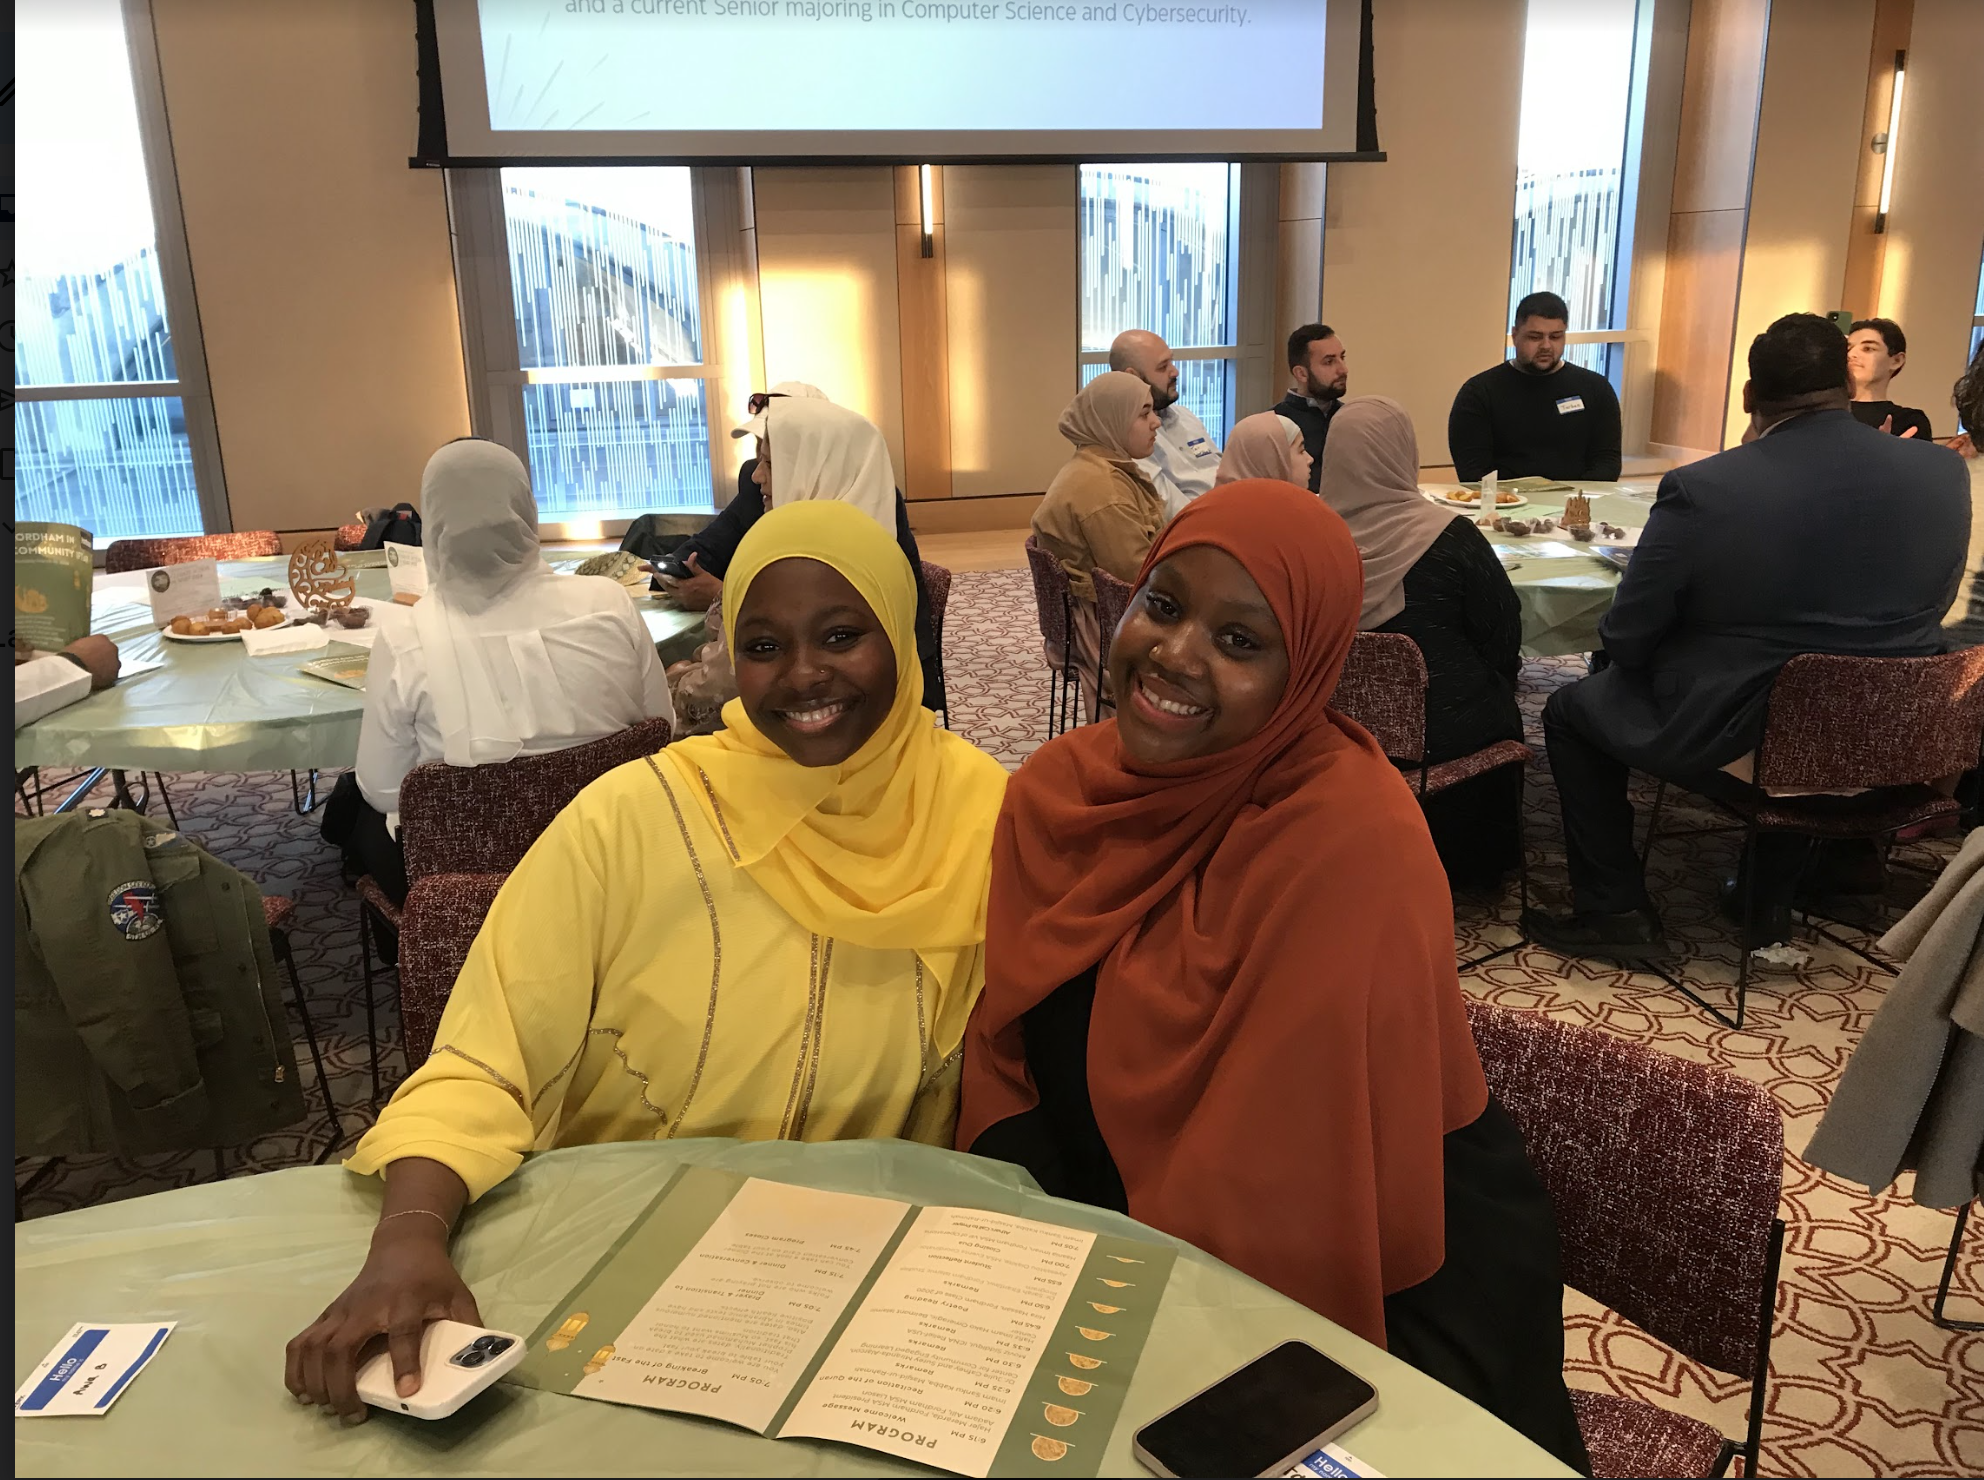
[1847,317,1933,440]
[1273,323,1348,492]
[1447,291,1622,482]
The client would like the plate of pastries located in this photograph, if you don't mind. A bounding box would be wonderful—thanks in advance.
[163,598,294,641]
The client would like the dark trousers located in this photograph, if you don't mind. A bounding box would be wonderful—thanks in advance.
[1543,688,1809,917]
[321,772,409,911]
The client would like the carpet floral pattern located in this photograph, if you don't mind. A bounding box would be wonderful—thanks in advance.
[17,567,1980,1476]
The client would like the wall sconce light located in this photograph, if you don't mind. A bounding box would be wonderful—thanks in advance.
[1873,49,1904,234]
[919,164,935,259]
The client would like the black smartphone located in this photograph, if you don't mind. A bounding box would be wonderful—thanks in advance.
[650,552,692,582]
[1132,1341,1379,1479]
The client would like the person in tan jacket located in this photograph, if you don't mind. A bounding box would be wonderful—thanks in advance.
[1032,371,1166,715]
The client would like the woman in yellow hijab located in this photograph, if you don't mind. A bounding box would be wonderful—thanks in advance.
[287,502,1008,1420]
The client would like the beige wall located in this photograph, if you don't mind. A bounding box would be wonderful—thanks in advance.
[1875,0,1984,435]
[751,167,908,489]
[1722,0,1875,448]
[1321,0,1526,467]
[151,0,469,534]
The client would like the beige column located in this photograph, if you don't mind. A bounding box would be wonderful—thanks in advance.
[893,166,954,500]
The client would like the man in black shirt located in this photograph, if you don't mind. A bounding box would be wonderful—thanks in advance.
[1447,291,1622,482]
[1273,323,1348,492]
[1847,317,1933,440]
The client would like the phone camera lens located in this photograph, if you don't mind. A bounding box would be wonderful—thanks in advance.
[456,1350,487,1368]
[477,1337,513,1355]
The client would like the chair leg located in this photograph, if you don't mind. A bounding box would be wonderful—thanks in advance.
[272,925,344,1156]
[151,774,180,829]
[291,768,318,815]
[1637,778,1668,870]
[1932,1200,1981,1332]
[1733,821,1756,1030]
[211,1148,227,1183]
[1458,768,1530,972]
[358,906,384,1109]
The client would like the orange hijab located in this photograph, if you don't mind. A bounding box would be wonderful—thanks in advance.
[958,480,1487,1348]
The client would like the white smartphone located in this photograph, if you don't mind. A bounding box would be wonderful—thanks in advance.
[354,1320,525,1420]
[1132,1341,1380,1479]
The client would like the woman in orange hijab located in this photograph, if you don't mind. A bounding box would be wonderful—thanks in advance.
[959,480,1588,1473]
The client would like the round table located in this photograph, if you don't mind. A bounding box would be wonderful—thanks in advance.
[13,1139,1575,1478]
[13,557,707,776]
[1415,482,1660,658]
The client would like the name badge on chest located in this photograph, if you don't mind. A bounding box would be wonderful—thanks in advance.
[1556,396,1585,415]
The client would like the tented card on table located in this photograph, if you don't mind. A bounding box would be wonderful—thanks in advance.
[15,522,95,651]
[1284,1443,1387,1477]
[15,1322,175,1417]
[507,1167,1175,1477]
[385,543,426,599]
[145,561,222,630]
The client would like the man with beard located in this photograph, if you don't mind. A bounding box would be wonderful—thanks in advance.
[1448,291,1621,483]
[1274,323,1349,491]
[1109,329,1220,519]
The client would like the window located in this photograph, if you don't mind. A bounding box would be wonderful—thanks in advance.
[492,168,714,520]
[14,0,221,542]
[1077,164,1241,439]
[1971,245,1983,369]
[1507,0,1646,384]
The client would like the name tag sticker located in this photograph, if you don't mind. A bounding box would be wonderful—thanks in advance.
[1185,438,1216,459]
[16,1322,177,1417]
[1556,396,1586,414]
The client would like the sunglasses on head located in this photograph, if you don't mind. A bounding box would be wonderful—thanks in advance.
[745,391,789,416]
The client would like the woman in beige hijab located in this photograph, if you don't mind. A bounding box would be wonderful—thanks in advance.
[1318,396,1524,888]
[1030,371,1166,715]
[1216,412,1313,487]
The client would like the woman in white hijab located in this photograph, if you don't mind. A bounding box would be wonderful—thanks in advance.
[336,440,674,906]
[1317,396,1523,888]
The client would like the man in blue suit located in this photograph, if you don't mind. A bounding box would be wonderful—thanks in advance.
[1526,313,1969,959]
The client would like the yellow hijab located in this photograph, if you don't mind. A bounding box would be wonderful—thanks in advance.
[659,502,1008,989]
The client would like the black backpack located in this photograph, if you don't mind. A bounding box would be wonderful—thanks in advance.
[361,503,422,549]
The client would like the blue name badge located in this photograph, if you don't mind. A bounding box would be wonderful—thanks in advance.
[1556,396,1586,415]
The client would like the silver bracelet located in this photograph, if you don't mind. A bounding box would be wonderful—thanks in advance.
[376,1208,454,1236]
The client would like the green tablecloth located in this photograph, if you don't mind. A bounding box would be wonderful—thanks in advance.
[13,1139,1573,1478]
[1418,482,1659,658]
[14,559,706,775]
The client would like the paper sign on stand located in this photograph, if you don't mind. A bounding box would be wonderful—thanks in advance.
[385,543,426,602]
[146,561,222,629]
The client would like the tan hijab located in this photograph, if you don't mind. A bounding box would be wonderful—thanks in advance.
[1217,412,1306,485]
[1059,371,1153,461]
[1316,396,1461,628]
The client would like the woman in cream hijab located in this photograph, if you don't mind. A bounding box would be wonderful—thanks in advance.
[1318,396,1524,887]
[1030,370,1166,716]
[1216,411,1314,487]
[292,501,1008,1421]
[336,439,673,907]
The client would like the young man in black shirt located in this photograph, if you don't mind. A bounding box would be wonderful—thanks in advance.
[1446,291,1622,482]
[1847,317,1933,440]
[1273,323,1348,492]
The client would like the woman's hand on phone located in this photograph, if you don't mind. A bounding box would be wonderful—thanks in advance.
[657,552,722,611]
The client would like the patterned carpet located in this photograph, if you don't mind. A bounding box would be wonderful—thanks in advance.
[17,567,1981,1477]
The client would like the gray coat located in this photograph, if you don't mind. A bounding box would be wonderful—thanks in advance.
[1803,828,1984,1207]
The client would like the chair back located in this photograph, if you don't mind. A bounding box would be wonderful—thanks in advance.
[1091,568,1135,678]
[1023,536,1075,659]
[399,872,507,1067]
[918,560,953,648]
[1756,649,1984,792]
[1465,1000,1783,1378]
[333,523,368,552]
[399,716,674,883]
[1330,632,1428,763]
[103,531,284,574]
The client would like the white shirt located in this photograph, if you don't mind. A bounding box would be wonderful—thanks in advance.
[1140,403,1221,520]
[355,575,674,830]
[14,655,93,730]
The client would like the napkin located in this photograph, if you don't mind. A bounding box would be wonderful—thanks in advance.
[240,623,330,657]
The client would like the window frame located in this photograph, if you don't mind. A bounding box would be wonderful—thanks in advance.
[12,0,231,544]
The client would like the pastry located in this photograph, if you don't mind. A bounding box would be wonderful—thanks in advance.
[252,606,287,629]
[170,615,193,635]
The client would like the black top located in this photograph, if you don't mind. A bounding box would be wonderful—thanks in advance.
[1371,519,1523,764]
[1850,399,1934,441]
[1272,390,1341,493]
[674,458,946,711]
[968,968,1591,1477]
[1447,360,1623,483]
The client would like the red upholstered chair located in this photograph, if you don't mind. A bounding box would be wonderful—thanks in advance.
[398,873,509,1071]
[333,523,369,552]
[355,716,675,1101]
[1331,632,1535,966]
[918,559,953,728]
[1465,1000,1785,1480]
[102,530,284,573]
[1089,566,1135,718]
[1641,647,1984,1027]
[1023,535,1081,738]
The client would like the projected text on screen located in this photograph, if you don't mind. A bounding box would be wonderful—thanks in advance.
[478,0,1329,133]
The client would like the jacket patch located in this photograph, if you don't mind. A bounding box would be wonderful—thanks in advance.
[108,882,165,940]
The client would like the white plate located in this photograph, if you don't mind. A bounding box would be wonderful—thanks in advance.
[162,615,296,643]
[1435,492,1529,511]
